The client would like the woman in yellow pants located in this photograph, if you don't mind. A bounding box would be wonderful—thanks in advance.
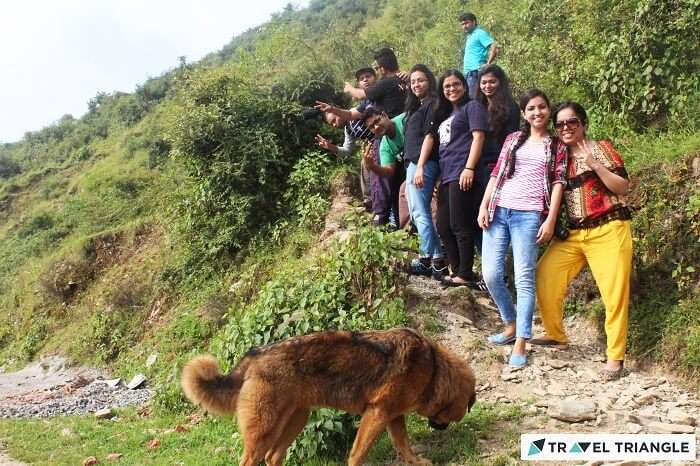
[535,101,632,381]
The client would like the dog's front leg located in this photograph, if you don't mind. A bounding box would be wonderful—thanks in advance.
[387,416,432,465]
[347,408,389,466]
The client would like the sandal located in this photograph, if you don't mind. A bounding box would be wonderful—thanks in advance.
[509,352,528,368]
[487,332,516,345]
[599,365,627,382]
[441,276,469,288]
[530,337,568,346]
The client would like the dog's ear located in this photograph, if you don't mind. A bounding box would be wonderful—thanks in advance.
[468,391,476,412]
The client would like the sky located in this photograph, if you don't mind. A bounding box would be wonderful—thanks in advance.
[0,0,309,143]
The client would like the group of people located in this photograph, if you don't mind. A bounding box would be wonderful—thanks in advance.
[313,12,633,380]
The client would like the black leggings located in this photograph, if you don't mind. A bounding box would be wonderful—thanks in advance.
[436,180,484,280]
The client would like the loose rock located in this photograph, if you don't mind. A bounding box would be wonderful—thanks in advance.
[647,421,695,434]
[549,399,597,423]
[667,409,696,426]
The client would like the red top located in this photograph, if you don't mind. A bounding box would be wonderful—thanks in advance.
[564,140,631,228]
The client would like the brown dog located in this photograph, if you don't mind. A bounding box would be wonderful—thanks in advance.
[181,328,476,466]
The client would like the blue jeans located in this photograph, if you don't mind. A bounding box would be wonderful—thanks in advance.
[466,70,479,99]
[482,207,541,339]
[406,161,442,258]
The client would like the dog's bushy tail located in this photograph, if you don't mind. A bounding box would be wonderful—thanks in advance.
[181,355,241,416]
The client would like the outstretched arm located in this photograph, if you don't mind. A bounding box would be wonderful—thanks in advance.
[344,82,367,100]
[314,101,362,121]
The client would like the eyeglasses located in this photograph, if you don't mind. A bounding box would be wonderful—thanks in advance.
[554,117,581,131]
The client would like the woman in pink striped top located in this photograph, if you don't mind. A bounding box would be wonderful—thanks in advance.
[476,89,568,368]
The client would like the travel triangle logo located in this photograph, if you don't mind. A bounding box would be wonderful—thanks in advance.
[569,442,591,453]
[528,438,546,456]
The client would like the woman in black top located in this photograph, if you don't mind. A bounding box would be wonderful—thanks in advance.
[475,64,521,180]
[403,64,445,277]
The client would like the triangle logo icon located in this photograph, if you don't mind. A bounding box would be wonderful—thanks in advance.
[570,443,583,453]
[528,443,541,456]
[528,438,546,456]
[579,442,591,452]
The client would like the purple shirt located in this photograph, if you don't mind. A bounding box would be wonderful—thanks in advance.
[437,100,489,183]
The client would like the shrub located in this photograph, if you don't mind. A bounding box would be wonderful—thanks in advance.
[81,306,147,363]
[105,275,151,311]
[283,150,337,227]
[166,66,325,265]
[18,212,55,238]
[39,257,94,303]
[19,321,49,360]
[0,155,20,179]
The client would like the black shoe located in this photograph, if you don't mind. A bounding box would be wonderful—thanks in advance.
[431,259,449,281]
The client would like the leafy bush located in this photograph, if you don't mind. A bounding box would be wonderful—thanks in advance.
[105,275,151,311]
[0,154,20,179]
[283,151,336,227]
[166,66,322,265]
[38,257,95,303]
[19,321,49,360]
[80,306,147,363]
[18,212,55,238]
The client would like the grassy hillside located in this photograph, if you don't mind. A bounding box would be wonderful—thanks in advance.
[0,0,698,462]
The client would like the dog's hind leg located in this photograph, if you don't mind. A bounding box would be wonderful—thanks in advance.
[348,408,389,466]
[387,416,432,465]
[264,409,310,466]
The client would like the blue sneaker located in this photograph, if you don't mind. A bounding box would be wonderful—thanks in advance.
[410,258,432,276]
[509,352,528,368]
[487,333,516,345]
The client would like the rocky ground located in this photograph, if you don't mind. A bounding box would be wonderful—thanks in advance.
[407,274,700,465]
[0,357,152,465]
[0,356,151,419]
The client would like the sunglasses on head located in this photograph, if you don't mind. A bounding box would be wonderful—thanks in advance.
[554,117,581,131]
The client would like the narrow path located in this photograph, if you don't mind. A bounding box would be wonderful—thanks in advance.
[0,452,25,466]
[407,275,700,465]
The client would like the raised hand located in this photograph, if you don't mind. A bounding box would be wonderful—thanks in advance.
[315,100,334,113]
[315,134,336,153]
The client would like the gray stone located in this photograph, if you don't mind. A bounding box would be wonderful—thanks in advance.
[104,378,121,388]
[94,408,114,419]
[647,421,695,434]
[547,383,567,397]
[636,392,657,406]
[146,354,158,367]
[549,399,597,423]
[667,408,696,426]
[126,373,146,389]
[549,359,569,369]
[626,422,643,433]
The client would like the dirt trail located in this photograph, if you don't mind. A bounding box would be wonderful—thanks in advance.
[407,275,700,464]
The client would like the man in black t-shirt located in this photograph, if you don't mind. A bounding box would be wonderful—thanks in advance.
[343,48,406,118]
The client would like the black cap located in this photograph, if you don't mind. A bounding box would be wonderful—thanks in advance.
[355,66,376,80]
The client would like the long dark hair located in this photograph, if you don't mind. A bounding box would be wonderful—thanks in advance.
[508,88,551,178]
[405,64,438,120]
[475,64,515,144]
[434,69,469,127]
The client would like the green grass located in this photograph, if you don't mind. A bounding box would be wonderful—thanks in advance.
[618,129,700,173]
[0,403,522,466]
